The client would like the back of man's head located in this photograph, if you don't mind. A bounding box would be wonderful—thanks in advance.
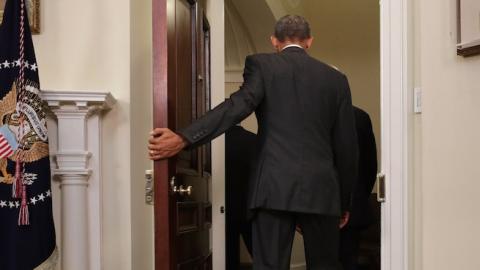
[274,15,311,42]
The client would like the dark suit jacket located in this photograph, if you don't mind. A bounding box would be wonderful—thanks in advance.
[179,47,358,216]
[348,107,378,229]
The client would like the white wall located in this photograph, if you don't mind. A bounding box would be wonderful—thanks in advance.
[417,0,480,269]
[34,0,133,269]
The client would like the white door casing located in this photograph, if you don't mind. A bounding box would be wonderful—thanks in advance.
[380,0,411,269]
[207,0,226,269]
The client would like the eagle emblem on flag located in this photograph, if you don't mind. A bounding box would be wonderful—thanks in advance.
[0,81,49,185]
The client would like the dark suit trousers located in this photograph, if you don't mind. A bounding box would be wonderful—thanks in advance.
[339,228,361,270]
[252,209,342,270]
[226,218,253,269]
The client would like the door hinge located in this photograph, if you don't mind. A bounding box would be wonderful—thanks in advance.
[145,170,154,205]
[377,173,386,203]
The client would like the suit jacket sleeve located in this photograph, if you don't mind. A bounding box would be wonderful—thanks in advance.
[333,75,359,212]
[360,113,378,196]
[178,56,264,148]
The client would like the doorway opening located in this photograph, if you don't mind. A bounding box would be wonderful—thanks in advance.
[224,1,381,269]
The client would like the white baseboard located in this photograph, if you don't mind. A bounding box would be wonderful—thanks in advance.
[290,262,306,270]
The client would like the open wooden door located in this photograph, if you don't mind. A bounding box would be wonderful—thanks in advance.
[153,0,212,269]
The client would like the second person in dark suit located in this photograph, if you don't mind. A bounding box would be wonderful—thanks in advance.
[225,125,256,269]
[339,106,378,270]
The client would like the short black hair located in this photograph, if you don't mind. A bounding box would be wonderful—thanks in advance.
[274,15,311,42]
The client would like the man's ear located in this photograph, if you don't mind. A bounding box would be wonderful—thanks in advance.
[305,37,314,49]
[271,35,280,50]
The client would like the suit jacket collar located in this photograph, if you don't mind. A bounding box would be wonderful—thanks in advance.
[280,46,307,54]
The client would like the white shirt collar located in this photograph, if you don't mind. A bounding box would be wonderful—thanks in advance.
[281,44,304,51]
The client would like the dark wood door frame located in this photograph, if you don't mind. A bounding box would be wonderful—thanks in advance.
[152,0,172,269]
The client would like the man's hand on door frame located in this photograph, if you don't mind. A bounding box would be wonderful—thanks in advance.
[339,211,350,229]
[148,128,187,160]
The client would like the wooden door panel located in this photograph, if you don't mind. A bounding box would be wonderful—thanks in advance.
[177,253,212,270]
[203,202,212,229]
[175,0,193,132]
[175,0,198,172]
[176,233,210,260]
[153,0,212,269]
[176,201,211,233]
[177,202,200,233]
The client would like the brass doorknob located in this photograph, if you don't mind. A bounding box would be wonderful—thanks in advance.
[170,176,192,196]
[173,185,192,196]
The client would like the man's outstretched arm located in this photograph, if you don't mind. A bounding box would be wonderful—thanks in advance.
[148,55,264,160]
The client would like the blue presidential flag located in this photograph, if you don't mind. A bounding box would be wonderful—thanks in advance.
[0,0,57,269]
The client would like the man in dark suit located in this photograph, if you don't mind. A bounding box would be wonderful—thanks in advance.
[225,125,256,269]
[149,15,358,269]
[339,107,378,270]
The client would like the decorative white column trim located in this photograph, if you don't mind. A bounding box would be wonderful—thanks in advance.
[42,90,116,110]
[55,151,92,170]
[43,90,115,270]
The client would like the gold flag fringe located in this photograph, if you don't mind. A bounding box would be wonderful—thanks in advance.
[34,247,58,270]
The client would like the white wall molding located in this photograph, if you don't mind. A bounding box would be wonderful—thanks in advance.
[43,90,115,270]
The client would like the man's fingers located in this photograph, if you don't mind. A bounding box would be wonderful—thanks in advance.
[149,151,174,160]
[149,147,177,158]
[339,211,350,229]
[150,128,162,137]
[148,148,167,156]
[148,135,173,146]
[148,136,171,145]
[149,150,168,160]
[149,154,165,161]
[148,128,184,160]
[148,142,180,152]
[148,143,162,151]
[150,127,171,137]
